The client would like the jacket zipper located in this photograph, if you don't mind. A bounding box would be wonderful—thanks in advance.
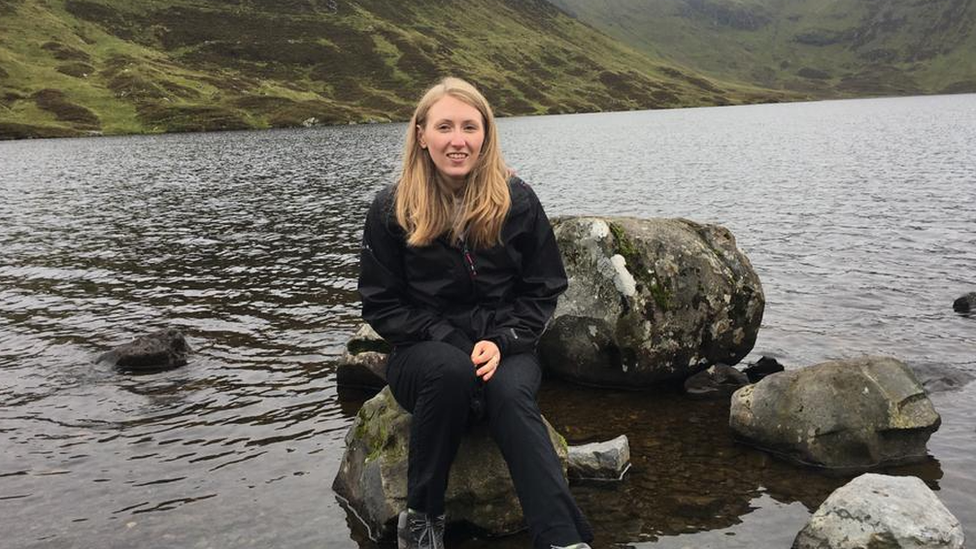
[460,237,478,299]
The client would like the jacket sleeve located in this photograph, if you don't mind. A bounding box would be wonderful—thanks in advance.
[485,187,567,356]
[358,190,475,354]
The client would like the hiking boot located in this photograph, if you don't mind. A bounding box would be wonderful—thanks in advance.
[397,509,445,549]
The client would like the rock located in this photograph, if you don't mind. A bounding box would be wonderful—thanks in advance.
[540,216,764,388]
[952,292,975,313]
[912,363,976,394]
[567,435,631,480]
[346,323,392,355]
[97,328,190,372]
[332,387,568,541]
[730,356,941,470]
[684,363,749,398]
[742,356,785,383]
[336,324,390,389]
[793,473,964,549]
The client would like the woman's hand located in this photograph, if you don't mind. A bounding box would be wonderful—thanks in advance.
[471,340,501,382]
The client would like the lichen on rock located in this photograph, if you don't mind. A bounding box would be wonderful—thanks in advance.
[541,216,764,388]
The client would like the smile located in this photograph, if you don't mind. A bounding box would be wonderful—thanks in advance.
[447,153,467,159]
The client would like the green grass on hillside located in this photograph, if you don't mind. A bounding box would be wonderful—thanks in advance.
[0,0,795,139]
[550,0,976,99]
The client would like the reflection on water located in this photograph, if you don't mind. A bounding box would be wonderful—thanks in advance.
[1,94,975,548]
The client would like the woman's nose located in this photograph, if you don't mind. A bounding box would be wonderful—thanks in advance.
[449,132,466,147]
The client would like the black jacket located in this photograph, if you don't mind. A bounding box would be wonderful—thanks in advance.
[358,177,568,357]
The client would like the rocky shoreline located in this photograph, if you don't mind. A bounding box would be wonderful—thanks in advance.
[329,215,966,547]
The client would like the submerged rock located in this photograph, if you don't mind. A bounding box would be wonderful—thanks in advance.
[684,363,749,398]
[741,356,784,383]
[337,324,389,389]
[97,328,190,372]
[912,363,976,394]
[332,387,568,541]
[540,216,764,388]
[567,435,631,480]
[952,292,975,313]
[730,356,940,470]
[793,473,964,549]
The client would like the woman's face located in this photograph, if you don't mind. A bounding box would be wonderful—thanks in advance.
[418,95,486,186]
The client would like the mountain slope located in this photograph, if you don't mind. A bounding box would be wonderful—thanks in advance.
[0,0,790,139]
[549,0,976,98]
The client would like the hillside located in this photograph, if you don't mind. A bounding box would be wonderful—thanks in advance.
[0,0,791,139]
[549,0,976,98]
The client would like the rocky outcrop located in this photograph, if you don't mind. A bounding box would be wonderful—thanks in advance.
[793,473,964,549]
[332,387,568,541]
[540,216,764,388]
[684,363,749,398]
[567,435,631,480]
[730,356,941,470]
[97,328,190,372]
[336,324,390,389]
[952,292,975,313]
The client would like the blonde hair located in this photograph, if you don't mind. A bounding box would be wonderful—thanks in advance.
[395,77,511,249]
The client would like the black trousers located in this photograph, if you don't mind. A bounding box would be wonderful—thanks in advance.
[386,341,593,549]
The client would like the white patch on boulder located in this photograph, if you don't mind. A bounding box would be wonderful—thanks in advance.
[589,219,610,239]
[608,254,637,297]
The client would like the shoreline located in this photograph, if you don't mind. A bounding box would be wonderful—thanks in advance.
[5,90,975,143]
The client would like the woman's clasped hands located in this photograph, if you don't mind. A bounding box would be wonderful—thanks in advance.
[471,340,500,381]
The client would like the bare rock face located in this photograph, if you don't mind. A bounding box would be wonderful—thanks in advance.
[793,473,964,549]
[332,387,569,541]
[540,216,764,388]
[730,356,941,471]
[336,324,389,389]
[97,328,190,372]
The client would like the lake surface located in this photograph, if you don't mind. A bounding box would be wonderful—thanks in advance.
[1,94,974,548]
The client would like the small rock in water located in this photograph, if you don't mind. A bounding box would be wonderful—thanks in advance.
[97,328,190,372]
[336,324,390,389]
[952,292,976,313]
[683,363,749,398]
[912,363,976,393]
[793,473,964,549]
[567,435,631,481]
[741,356,784,383]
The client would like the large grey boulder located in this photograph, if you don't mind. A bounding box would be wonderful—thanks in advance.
[540,216,764,388]
[332,387,569,541]
[97,328,190,372]
[793,473,964,549]
[336,324,389,389]
[730,356,941,470]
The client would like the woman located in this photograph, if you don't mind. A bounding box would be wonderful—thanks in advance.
[358,77,593,549]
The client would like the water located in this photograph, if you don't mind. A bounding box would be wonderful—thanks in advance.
[1,94,974,548]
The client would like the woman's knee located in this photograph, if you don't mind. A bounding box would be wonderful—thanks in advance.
[484,375,537,421]
[419,342,476,392]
